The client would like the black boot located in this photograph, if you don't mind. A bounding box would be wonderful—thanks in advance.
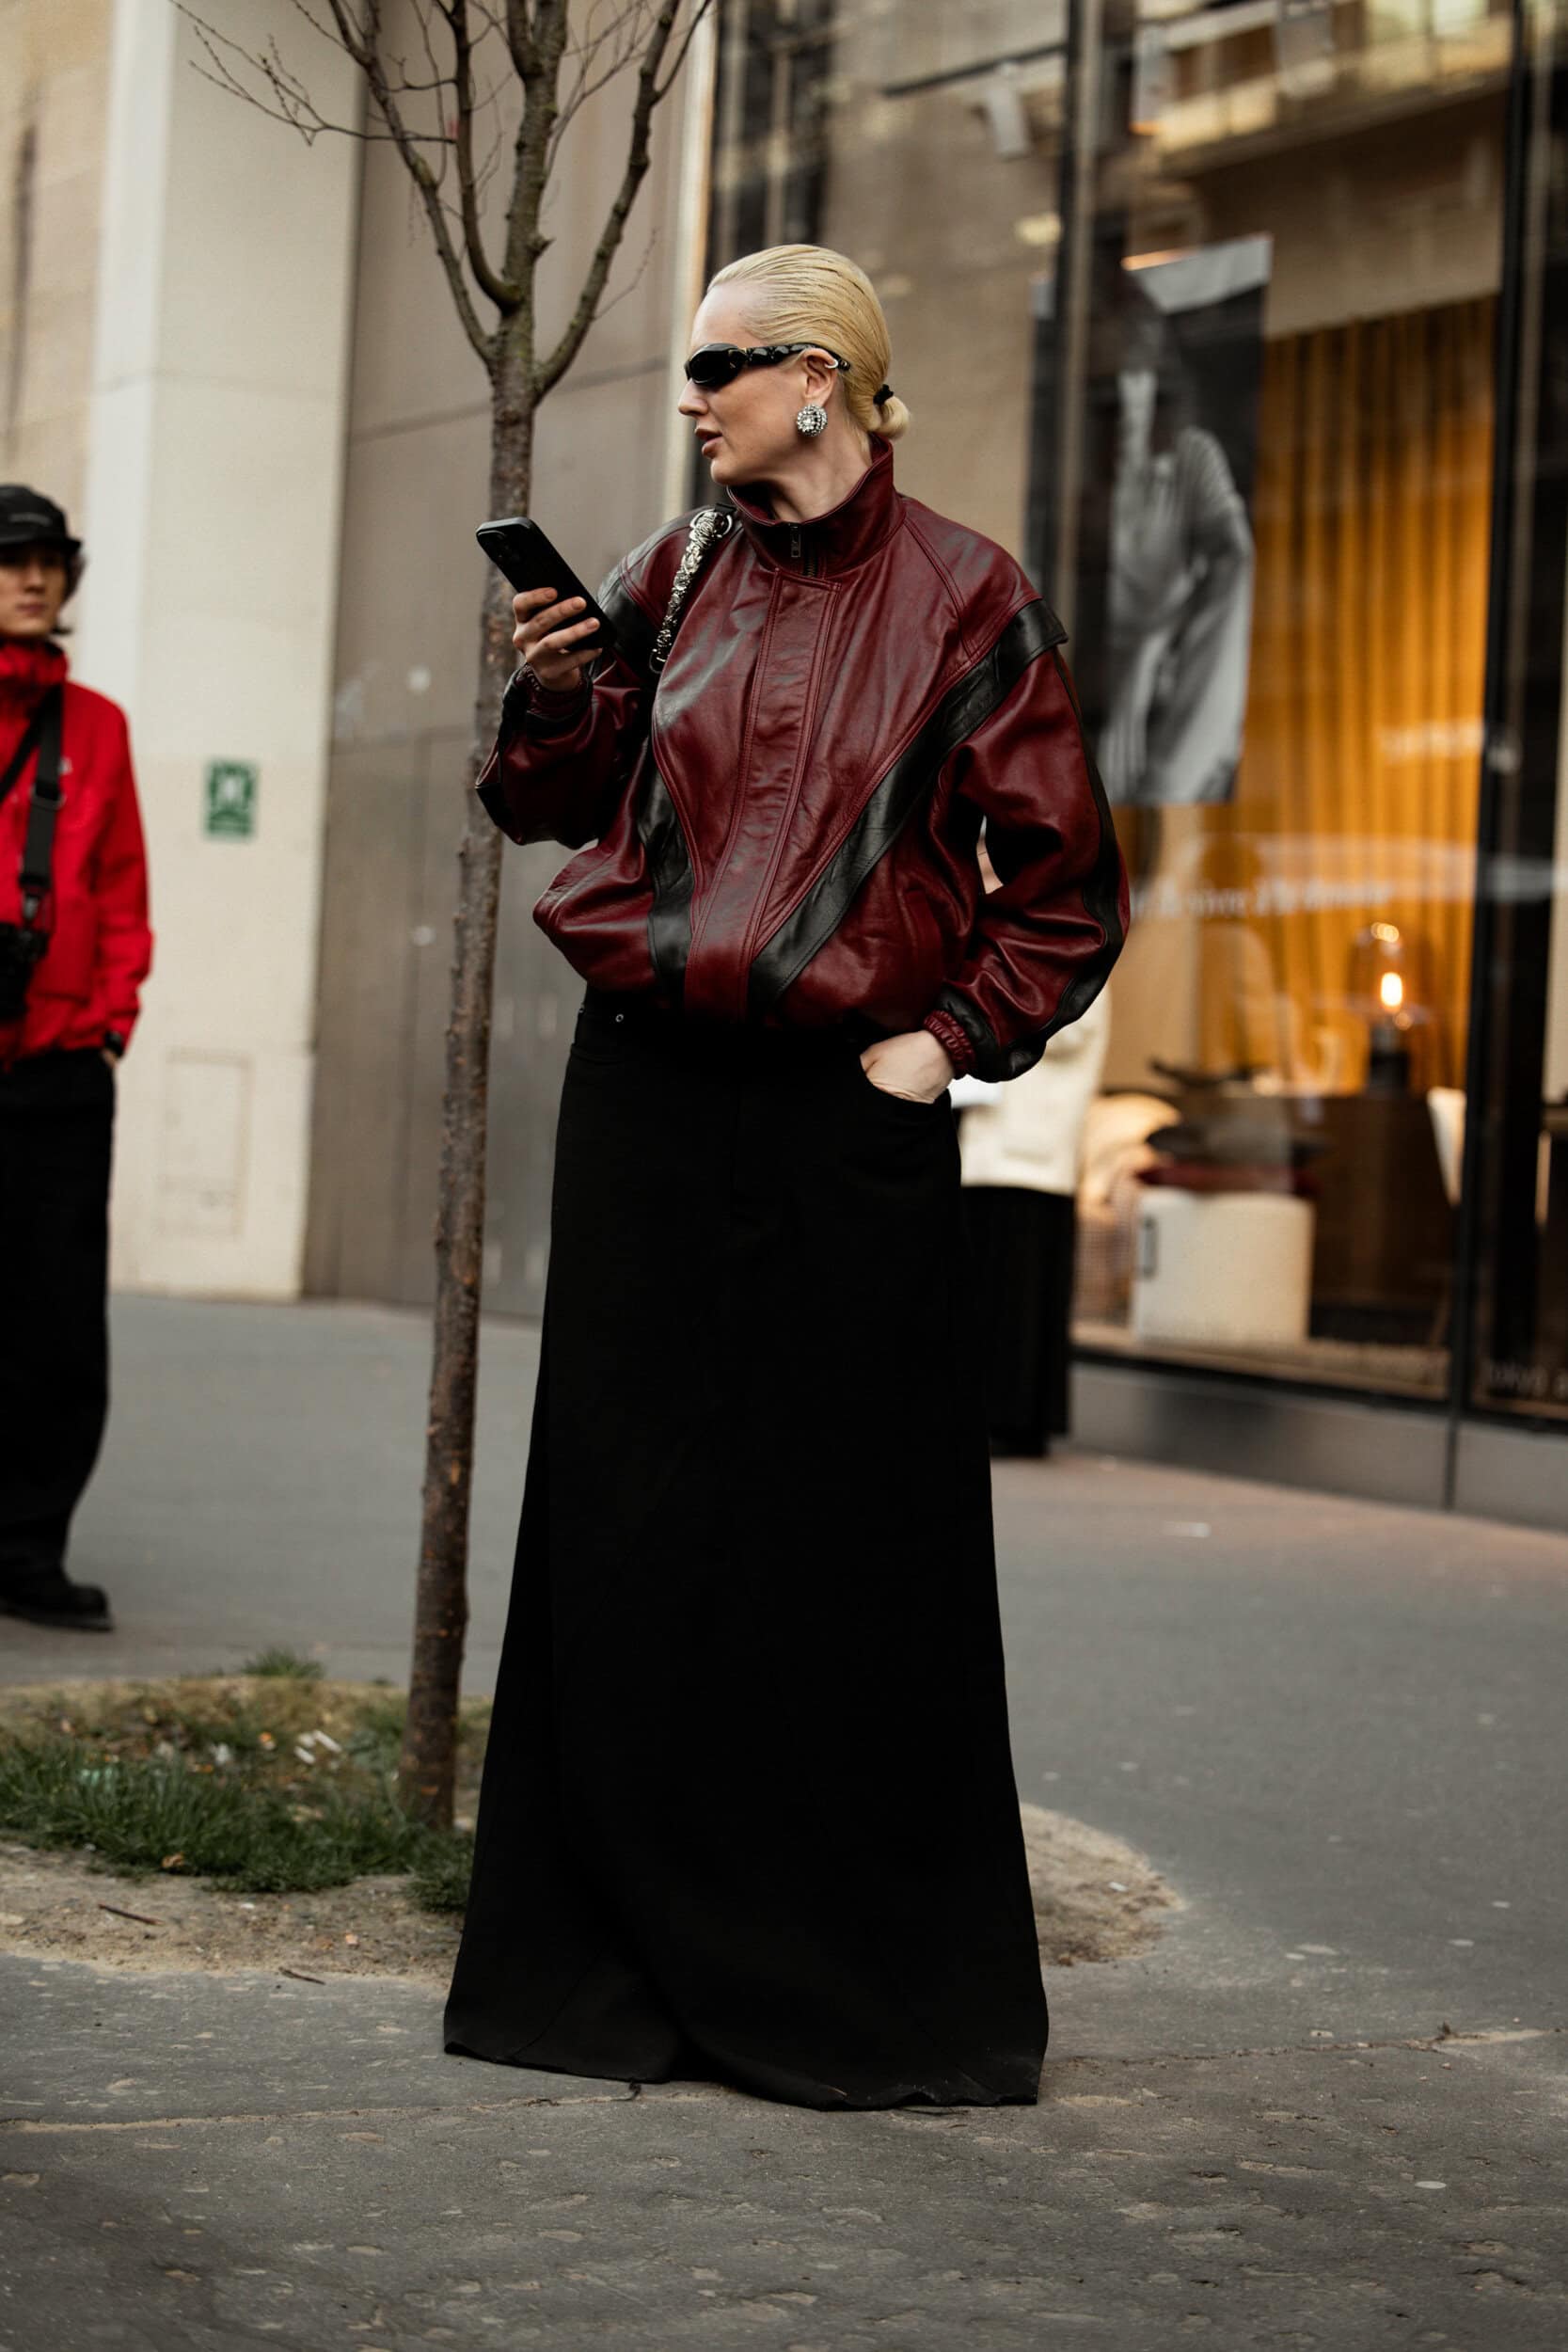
[0,1568,114,1630]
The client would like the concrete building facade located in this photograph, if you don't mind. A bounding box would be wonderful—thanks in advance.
[2,0,707,1308]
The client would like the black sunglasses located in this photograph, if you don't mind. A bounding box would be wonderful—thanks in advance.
[684,341,851,391]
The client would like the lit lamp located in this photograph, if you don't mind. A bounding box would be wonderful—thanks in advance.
[1367,966,1413,1094]
[1348,921,1433,1095]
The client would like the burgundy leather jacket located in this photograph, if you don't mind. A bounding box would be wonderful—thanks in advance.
[477,437,1127,1078]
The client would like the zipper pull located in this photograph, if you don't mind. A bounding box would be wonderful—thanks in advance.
[789,524,802,563]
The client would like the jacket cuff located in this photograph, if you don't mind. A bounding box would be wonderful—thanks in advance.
[922,1009,975,1077]
[504,665,591,739]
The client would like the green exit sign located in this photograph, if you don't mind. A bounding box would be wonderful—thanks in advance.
[204,760,258,839]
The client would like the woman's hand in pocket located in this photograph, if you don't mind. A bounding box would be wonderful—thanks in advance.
[860,1030,955,1104]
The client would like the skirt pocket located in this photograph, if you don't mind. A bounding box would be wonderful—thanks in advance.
[849,1054,951,1120]
[569,999,641,1069]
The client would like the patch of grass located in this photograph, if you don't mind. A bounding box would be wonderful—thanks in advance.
[0,1677,487,1914]
[0,1736,426,1893]
[241,1646,325,1681]
[347,1692,408,1774]
[411,1832,475,1915]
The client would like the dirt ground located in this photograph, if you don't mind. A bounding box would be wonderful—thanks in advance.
[0,1803,1173,1984]
[0,1675,1175,1983]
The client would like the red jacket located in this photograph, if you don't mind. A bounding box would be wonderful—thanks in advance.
[477,437,1126,1078]
[0,637,151,1069]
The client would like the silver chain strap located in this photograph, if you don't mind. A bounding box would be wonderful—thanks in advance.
[649,507,734,673]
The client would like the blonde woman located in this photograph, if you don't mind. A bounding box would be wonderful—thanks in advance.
[445,246,1127,2110]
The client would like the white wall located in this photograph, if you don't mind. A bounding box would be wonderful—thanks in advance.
[0,0,114,509]
[76,0,358,1296]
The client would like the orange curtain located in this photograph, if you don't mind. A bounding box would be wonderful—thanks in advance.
[1191,296,1494,1090]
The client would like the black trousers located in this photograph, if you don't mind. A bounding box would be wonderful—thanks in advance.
[0,1049,115,1588]
[961,1185,1077,1456]
[445,993,1048,2110]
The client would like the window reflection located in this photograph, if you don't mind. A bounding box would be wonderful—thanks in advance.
[707,0,1525,1409]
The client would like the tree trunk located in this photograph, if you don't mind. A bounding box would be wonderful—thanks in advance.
[399,367,534,1828]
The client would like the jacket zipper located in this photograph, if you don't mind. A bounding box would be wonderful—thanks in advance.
[789,525,818,579]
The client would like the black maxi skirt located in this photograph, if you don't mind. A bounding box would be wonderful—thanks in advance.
[444,990,1048,2109]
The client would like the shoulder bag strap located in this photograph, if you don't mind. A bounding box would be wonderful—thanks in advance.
[0,691,53,813]
[649,506,736,675]
[16,686,64,924]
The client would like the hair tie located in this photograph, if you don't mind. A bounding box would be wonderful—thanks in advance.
[876,383,894,405]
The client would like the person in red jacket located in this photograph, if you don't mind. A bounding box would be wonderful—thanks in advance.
[0,486,151,1631]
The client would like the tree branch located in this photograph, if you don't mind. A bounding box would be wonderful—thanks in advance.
[654,0,715,102]
[547,0,649,169]
[592,216,659,320]
[179,8,456,142]
[534,0,705,399]
[437,0,520,309]
[321,0,494,361]
[504,0,538,77]
[501,0,571,298]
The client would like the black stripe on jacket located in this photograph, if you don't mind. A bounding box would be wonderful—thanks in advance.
[747,598,1068,1019]
[635,764,695,1000]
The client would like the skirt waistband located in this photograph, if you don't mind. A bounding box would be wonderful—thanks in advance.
[579,987,883,1065]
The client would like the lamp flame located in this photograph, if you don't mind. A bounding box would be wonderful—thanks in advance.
[1379,971,1404,1012]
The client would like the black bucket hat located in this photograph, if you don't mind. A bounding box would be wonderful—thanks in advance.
[0,485,84,572]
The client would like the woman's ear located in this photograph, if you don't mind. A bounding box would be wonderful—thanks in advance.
[800,349,841,406]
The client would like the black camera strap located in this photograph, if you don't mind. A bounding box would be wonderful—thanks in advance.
[0,684,64,925]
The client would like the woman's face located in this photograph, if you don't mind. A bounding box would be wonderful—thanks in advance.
[0,546,70,639]
[677,287,844,488]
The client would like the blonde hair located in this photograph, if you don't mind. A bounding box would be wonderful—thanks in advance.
[709,244,911,442]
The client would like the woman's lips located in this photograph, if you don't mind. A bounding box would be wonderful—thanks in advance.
[700,434,722,453]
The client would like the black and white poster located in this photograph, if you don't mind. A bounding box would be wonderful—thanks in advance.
[1031,235,1271,807]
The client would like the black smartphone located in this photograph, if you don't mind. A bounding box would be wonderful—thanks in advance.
[475,516,618,657]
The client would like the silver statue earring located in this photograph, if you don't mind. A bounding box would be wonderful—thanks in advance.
[795,402,828,437]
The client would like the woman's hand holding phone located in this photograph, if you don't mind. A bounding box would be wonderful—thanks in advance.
[514,585,601,695]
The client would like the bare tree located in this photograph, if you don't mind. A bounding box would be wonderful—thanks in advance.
[183,0,713,1826]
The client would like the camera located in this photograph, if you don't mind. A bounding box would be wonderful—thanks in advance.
[0,921,48,1023]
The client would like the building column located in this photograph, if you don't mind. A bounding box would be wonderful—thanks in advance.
[77,0,358,1296]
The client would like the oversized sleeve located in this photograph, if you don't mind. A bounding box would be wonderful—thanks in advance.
[87,704,152,1049]
[923,636,1128,1082]
[474,554,659,851]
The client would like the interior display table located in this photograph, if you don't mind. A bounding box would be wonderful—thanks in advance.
[1297,1091,1454,1341]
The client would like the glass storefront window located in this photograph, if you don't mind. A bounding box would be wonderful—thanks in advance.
[1462,9,1568,1424]
[1050,0,1510,1398]
[707,1,1070,555]
[705,0,1566,1425]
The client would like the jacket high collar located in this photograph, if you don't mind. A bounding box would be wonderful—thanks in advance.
[0,635,67,713]
[726,435,902,577]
